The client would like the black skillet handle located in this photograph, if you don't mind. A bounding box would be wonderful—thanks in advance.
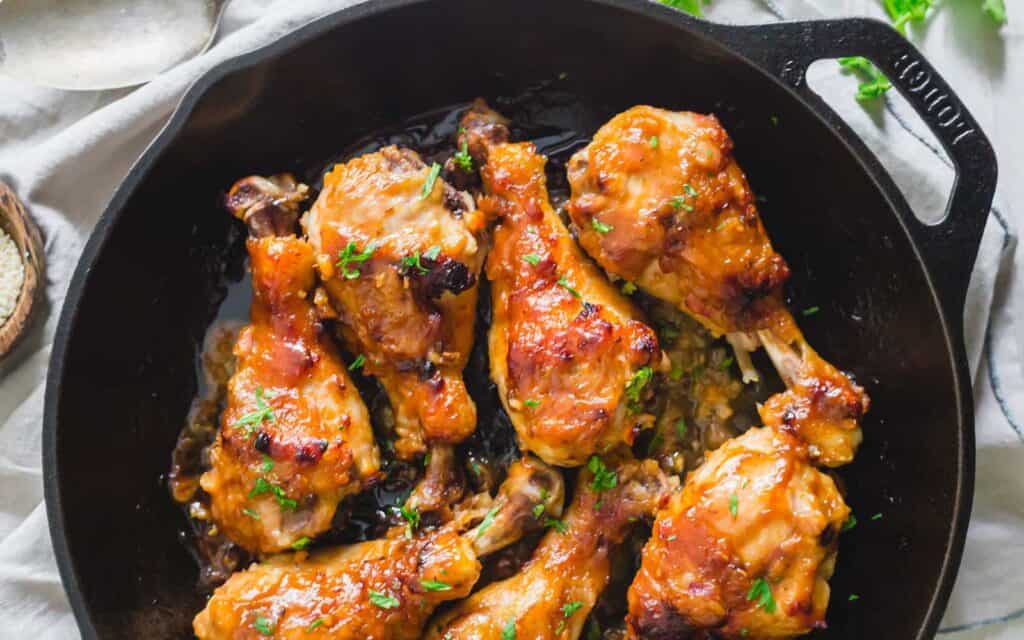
[706,17,998,318]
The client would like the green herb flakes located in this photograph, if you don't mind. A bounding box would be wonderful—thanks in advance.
[587,455,618,493]
[369,590,400,609]
[747,577,777,613]
[233,387,275,433]
[502,618,517,640]
[420,579,452,592]
[336,241,377,279]
[420,162,442,200]
[624,366,653,413]
[349,354,366,371]
[557,276,582,299]
[475,506,500,540]
[253,616,275,636]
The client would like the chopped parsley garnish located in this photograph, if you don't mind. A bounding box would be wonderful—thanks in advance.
[649,135,659,148]
[684,183,698,197]
[502,618,517,640]
[838,56,892,101]
[719,355,734,371]
[675,416,687,439]
[523,398,541,408]
[453,137,474,172]
[591,218,613,234]
[871,512,883,521]
[621,281,637,295]
[253,616,275,636]
[624,366,653,413]
[841,514,858,532]
[849,593,861,601]
[349,354,365,371]
[400,254,425,275]
[291,536,312,551]
[522,253,542,266]
[398,504,421,537]
[336,240,377,279]
[562,601,584,618]
[249,477,298,510]
[233,387,275,433]
[556,601,585,633]
[747,578,777,613]
[475,505,500,539]
[242,507,260,520]
[802,306,820,317]
[420,579,452,592]
[533,488,550,518]
[671,196,694,212]
[729,493,739,519]
[587,455,618,493]
[545,517,569,534]
[424,245,441,261]
[557,276,582,299]
[420,162,442,199]
[306,618,325,632]
[369,590,400,609]
[261,455,274,473]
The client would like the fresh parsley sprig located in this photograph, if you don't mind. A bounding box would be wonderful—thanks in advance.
[838,56,893,101]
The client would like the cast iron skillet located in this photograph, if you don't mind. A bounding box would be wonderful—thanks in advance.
[43,0,997,638]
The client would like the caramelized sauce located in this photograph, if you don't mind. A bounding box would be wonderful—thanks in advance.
[168,86,772,634]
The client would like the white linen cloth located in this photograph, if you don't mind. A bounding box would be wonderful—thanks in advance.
[0,1,1020,638]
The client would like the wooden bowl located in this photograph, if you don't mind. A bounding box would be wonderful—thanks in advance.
[0,182,44,359]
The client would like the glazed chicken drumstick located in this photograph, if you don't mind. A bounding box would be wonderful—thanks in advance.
[567,106,868,467]
[424,456,674,640]
[462,101,662,467]
[627,427,850,639]
[194,455,564,639]
[199,175,380,554]
[302,146,486,460]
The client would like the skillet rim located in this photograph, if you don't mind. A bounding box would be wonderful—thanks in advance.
[41,1,976,637]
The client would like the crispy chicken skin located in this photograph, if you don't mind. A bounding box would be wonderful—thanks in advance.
[567,106,867,466]
[200,175,379,554]
[194,457,564,640]
[425,457,674,640]
[463,101,662,467]
[626,427,849,640]
[303,146,486,459]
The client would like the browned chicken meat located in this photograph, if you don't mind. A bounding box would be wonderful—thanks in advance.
[626,427,850,640]
[194,456,564,639]
[302,146,487,460]
[462,101,662,467]
[425,456,674,640]
[198,175,380,554]
[567,106,867,466]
